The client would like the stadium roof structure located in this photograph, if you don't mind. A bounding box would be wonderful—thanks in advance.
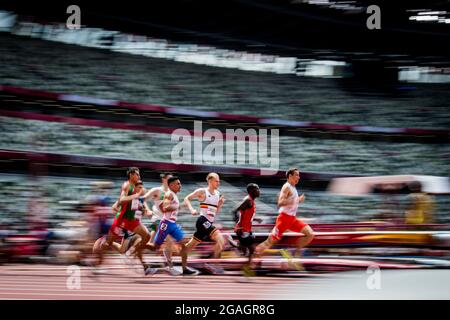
[2,0,450,64]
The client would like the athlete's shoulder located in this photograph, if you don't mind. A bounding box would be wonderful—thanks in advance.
[281,182,290,190]
[166,190,174,198]
[122,181,131,190]
[243,196,253,207]
[196,187,207,195]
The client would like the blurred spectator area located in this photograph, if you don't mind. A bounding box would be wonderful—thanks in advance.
[0,116,449,176]
[0,33,449,130]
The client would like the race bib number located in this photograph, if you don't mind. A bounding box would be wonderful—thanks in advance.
[203,220,212,229]
[135,210,142,221]
[131,199,140,210]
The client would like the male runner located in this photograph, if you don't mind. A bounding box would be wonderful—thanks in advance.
[93,179,152,273]
[142,173,178,275]
[146,176,196,276]
[232,183,262,274]
[255,168,314,261]
[99,167,152,273]
[183,172,226,274]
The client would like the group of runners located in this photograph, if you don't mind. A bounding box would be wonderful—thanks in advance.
[92,167,315,276]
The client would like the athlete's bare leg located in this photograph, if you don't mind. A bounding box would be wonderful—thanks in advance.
[255,234,278,257]
[128,224,151,255]
[293,225,314,257]
[121,225,150,270]
[210,230,225,258]
[92,234,121,267]
[149,230,157,244]
[163,236,174,266]
[181,237,200,271]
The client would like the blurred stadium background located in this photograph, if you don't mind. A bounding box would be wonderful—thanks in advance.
[0,0,449,299]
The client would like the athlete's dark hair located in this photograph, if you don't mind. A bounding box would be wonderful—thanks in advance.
[167,176,180,185]
[127,167,139,179]
[286,167,299,179]
[135,180,143,186]
[247,183,259,194]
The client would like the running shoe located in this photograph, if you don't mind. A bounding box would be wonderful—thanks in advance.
[144,266,158,276]
[280,249,305,271]
[226,234,239,248]
[122,249,136,267]
[182,267,200,276]
[204,263,225,275]
[241,265,256,278]
[165,266,182,276]
[91,267,108,275]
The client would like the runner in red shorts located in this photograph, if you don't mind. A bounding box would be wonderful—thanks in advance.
[99,167,151,273]
[255,168,314,259]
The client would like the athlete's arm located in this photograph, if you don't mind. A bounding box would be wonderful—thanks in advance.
[277,185,293,207]
[232,198,251,222]
[142,187,161,201]
[298,193,305,203]
[216,195,225,215]
[143,201,153,217]
[111,200,120,213]
[161,192,177,212]
[183,188,205,215]
[119,183,144,203]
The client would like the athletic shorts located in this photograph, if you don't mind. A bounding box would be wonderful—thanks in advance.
[193,215,217,242]
[123,230,134,240]
[236,230,255,248]
[110,217,140,236]
[154,220,184,245]
[271,212,308,241]
[149,219,161,232]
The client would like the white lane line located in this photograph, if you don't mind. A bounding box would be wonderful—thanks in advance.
[1,282,298,294]
[0,289,268,298]
[0,276,288,286]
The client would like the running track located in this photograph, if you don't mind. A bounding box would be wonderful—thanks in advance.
[0,261,323,300]
[2,261,449,299]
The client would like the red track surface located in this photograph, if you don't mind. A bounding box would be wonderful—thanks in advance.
[0,260,321,300]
